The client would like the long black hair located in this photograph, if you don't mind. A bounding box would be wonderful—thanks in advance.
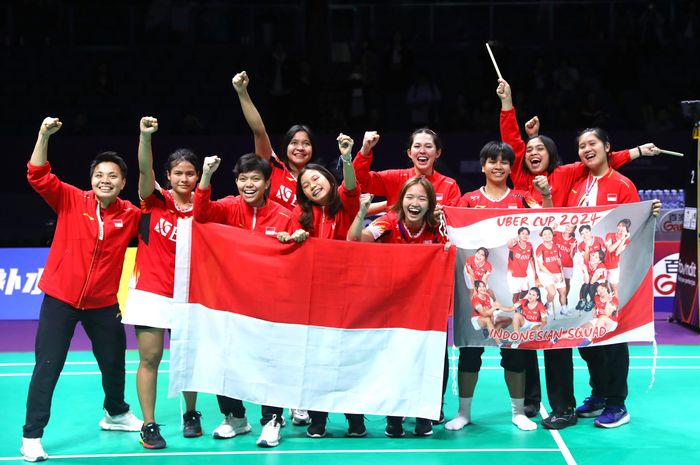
[295,164,342,233]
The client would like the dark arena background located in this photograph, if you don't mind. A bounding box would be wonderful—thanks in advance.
[1,1,699,465]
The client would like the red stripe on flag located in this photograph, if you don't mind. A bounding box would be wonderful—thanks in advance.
[597,268,654,342]
[187,222,455,332]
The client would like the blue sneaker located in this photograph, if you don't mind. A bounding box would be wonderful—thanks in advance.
[595,406,630,428]
[575,396,605,417]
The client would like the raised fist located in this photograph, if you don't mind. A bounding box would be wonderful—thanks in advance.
[232,71,249,93]
[40,117,62,136]
[140,116,158,135]
[203,155,222,176]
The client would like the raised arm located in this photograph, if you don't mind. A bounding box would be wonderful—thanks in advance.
[352,131,386,195]
[198,155,221,190]
[30,117,62,167]
[338,133,357,191]
[138,116,158,198]
[232,71,273,160]
[347,193,375,242]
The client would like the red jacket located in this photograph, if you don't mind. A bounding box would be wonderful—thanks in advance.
[352,149,461,207]
[194,186,294,235]
[292,184,360,240]
[500,108,631,206]
[27,162,140,309]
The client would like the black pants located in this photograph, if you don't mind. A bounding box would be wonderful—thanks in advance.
[309,411,363,423]
[260,405,284,425]
[458,347,526,373]
[579,343,629,407]
[23,294,129,438]
[524,350,541,408]
[216,395,246,418]
[543,348,576,412]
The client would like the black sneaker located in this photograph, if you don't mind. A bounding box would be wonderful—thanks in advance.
[385,416,404,438]
[307,420,327,438]
[524,403,539,418]
[575,299,585,310]
[432,408,445,425]
[542,408,578,430]
[346,415,367,437]
[183,411,203,438]
[413,418,433,436]
[141,423,166,449]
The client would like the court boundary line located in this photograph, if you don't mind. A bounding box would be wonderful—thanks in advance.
[0,447,562,461]
[3,354,699,368]
[540,404,577,465]
[3,366,700,377]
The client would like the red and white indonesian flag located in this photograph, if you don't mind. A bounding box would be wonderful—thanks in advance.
[444,203,655,350]
[170,220,455,419]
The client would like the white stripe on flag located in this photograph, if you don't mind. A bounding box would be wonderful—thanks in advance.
[169,303,445,420]
[174,218,192,303]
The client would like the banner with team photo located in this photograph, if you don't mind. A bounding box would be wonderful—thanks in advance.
[444,202,655,350]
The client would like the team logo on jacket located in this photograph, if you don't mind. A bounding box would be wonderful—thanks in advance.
[276,185,297,205]
[607,193,618,203]
[265,227,277,236]
[114,219,123,228]
[154,217,177,242]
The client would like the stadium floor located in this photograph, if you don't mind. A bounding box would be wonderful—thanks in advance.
[1,342,698,465]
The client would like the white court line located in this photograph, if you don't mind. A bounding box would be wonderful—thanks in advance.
[539,404,577,465]
[0,448,561,461]
[0,355,695,368]
[3,366,700,377]
[0,361,167,367]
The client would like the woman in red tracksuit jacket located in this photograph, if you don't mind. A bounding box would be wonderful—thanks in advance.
[348,176,449,438]
[21,117,142,462]
[194,152,303,449]
[495,78,661,420]
[279,133,365,439]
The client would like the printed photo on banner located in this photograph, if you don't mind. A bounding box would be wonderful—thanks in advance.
[444,201,655,350]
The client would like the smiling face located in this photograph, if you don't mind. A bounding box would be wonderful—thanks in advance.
[236,170,270,207]
[407,132,441,175]
[596,284,610,299]
[286,130,313,171]
[401,183,430,225]
[482,154,511,185]
[300,169,332,206]
[525,137,550,175]
[578,131,610,174]
[526,289,539,303]
[541,228,553,243]
[91,161,126,206]
[518,228,530,242]
[617,222,629,236]
[475,249,486,263]
[476,281,488,295]
[167,161,198,197]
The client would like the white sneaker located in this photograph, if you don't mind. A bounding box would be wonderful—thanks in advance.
[99,410,143,432]
[291,409,310,426]
[21,437,48,462]
[212,414,252,439]
[256,414,281,448]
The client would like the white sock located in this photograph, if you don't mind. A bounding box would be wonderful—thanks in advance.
[445,397,472,431]
[511,398,537,431]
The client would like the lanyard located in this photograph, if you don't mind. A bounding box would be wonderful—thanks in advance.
[579,175,599,206]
